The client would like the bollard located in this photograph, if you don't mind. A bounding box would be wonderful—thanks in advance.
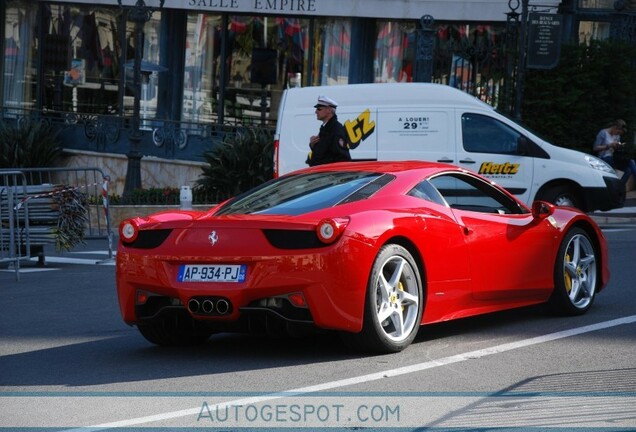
[180,185,193,210]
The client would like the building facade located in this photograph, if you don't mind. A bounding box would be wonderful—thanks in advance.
[1,0,633,192]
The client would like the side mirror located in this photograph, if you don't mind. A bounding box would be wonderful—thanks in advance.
[532,200,555,220]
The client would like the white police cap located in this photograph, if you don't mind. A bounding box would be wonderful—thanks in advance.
[314,95,338,108]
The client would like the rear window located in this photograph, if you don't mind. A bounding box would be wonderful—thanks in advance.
[215,172,394,216]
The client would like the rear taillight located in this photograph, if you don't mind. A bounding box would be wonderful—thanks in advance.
[315,217,349,244]
[119,219,139,244]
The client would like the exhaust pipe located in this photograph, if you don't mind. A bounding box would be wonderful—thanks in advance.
[202,299,215,314]
[216,299,230,315]
[188,298,200,313]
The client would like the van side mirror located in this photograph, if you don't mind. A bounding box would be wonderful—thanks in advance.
[532,200,555,219]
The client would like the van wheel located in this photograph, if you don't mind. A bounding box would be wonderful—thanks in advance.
[539,186,580,209]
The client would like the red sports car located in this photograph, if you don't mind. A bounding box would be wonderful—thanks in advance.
[116,161,609,353]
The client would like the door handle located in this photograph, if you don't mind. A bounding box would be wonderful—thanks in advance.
[459,159,476,164]
[437,158,454,163]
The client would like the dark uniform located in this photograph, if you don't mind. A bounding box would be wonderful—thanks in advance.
[306,114,352,166]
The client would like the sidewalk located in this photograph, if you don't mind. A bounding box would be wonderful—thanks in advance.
[590,190,636,224]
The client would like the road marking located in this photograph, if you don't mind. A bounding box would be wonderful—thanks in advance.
[59,314,636,432]
[602,227,636,233]
[0,268,58,274]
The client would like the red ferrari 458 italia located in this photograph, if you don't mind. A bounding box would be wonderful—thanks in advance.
[116,161,609,353]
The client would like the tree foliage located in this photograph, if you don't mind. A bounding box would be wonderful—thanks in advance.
[195,126,274,201]
[522,40,636,155]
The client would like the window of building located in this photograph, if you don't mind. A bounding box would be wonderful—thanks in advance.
[123,11,163,127]
[183,13,221,124]
[34,4,163,124]
[38,5,123,115]
[3,1,38,112]
[182,14,311,125]
[434,24,506,106]
[579,21,611,42]
[313,18,351,86]
[374,21,416,83]
[371,21,506,106]
[578,0,615,8]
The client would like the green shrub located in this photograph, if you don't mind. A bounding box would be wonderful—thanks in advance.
[99,187,214,205]
[195,126,274,201]
[522,40,636,155]
[0,119,63,168]
[109,187,181,205]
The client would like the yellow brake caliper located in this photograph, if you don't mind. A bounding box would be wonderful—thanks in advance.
[397,281,405,311]
[564,253,572,293]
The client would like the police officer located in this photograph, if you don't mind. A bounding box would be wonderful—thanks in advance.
[306,96,352,166]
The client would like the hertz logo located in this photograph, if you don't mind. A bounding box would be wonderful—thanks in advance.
[478,162,520,175]
[344,109,376,149]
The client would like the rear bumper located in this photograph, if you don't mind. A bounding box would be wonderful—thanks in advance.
[116,244,371,333]
[583,176,624,212]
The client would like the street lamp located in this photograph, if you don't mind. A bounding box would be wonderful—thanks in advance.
[117,0,164,195]
[505,0,521,117]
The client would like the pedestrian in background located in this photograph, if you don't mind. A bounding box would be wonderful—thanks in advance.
[306,96,351,166]
[594,119,636,190]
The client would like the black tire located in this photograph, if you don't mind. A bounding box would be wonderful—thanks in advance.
[548,227,598,316]
[538,185,580,209]
[346,244,424,353]
[137,312,212,346]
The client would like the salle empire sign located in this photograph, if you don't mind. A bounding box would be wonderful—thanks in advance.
[186,0,317,12]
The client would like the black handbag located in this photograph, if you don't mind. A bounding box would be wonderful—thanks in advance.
[613,146,630,170]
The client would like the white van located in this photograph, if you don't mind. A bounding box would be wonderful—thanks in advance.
[274,83,624,212]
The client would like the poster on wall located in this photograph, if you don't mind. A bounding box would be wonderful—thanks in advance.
[64,59,86,86]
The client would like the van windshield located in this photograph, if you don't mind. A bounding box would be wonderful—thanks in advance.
[497,109,552,144]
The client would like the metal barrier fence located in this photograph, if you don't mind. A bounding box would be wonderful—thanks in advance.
[0,171,30,281]
[0,167,113,280]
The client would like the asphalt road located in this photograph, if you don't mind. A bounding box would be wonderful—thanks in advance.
[1,225,636,430]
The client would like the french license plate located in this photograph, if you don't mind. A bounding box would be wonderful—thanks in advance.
[177,264,247,283]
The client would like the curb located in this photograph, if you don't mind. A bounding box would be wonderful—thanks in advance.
[590,214,636,225]
[590,206,636,225]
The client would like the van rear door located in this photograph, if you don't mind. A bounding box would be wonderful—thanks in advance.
[456,112,535,204]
